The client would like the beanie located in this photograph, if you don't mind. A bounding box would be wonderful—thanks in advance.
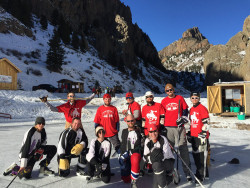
[190,92,200,98]
[103,93,111,99]
[95,126,105,136]
[35,117,45,125]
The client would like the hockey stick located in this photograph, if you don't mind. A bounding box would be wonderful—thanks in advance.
[35,97,90,102]
[169,143,205,188]
[6,171,20,188]
[176,99,181,171]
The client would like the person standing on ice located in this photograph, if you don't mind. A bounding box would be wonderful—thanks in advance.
[119,114,142,188]
[161,83,192,183]
[3,117,57,179]
[94,93,121,154]
[57,117,88,177]
[188,91,210,184]
[40,91,95,129]
[85,126,112,183]
[143,124,175,188]
[122,92,142,129]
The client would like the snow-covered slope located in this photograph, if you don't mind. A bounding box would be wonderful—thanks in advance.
[0,9,169,93]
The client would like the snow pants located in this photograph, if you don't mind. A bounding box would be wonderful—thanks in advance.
[152,158,175,188]
[107,134,120,151]
[120,153,141,183]
[191,136,209,180]
[164,126,191,177]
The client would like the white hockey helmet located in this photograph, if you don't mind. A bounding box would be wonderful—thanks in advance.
[145,91,154,98]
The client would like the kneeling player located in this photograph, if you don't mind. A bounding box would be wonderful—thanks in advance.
[58,117,88,177]
[3,117,57,179]
[85,126,112,183]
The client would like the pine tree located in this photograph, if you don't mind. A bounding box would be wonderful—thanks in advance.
[46,29,65,73]
[58,15,71,45]
[40,15,48,30]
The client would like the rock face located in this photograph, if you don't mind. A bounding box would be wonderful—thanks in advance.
[0,7,33,37]
[159,27,211,61]
[10,0,163,72]
[204,15,250,85]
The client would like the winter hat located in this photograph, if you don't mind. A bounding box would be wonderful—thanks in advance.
[126,92,133,98]
[228,158,240,164]
[103,93,111,99]
[95,126,105,136]
[190,92,200,98]
[165,84,174,91]
[147,124,157,132]
[145,91,154,98]
[35,117,45,125]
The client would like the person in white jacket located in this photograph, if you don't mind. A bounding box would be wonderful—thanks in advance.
[143,124,175,188]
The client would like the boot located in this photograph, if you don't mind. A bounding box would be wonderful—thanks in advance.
[131,179,137,188]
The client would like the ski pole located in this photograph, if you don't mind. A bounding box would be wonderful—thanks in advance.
[169,143,205,188]
[6,171,20,188]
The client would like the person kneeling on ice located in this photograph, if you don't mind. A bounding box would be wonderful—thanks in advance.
[144,124,175,188]
[188,92,210,184]
[85,126,112,183]
[58,117,88,177]
[119,114,142,188]
[3,117,57,179]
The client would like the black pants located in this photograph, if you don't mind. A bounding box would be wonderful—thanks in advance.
[191,137,209,180]
[152,158,175,188]
[87,158,111,183]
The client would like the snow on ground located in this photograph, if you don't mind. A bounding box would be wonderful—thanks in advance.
[0,90,250,188]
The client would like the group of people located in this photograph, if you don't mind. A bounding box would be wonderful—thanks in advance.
[4,83,210,188]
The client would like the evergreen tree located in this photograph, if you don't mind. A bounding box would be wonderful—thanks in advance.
[71,32,79,50]
[58,15,71,45]
[80,35,88,52]
[51,9,59,26]
[46,29,65,73]
[40,15,48,30]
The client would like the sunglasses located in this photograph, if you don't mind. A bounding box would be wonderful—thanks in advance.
[37,123,45,126]
[191,97,199,100]
[165,89,173,92]
[68,95,75,98]
[126,97,133,99]
[149,130,157,133]
[126,120,134,122]
[146,96,153,98]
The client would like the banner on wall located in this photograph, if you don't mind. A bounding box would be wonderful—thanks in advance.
[0,75,12,83]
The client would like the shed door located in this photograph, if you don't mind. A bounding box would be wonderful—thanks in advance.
[207,86,222,113]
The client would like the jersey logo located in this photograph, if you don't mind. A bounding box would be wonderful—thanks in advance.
[146,110,157,121]
[72,108,80,117]
[102,110,114,118]
[166,103,178,111]
[191,112,199,124]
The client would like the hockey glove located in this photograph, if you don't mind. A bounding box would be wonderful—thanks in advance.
[34,148,44,161]
[150,148,164,163]
[176,116,189,127]
[59,159,70,170]
[39,96,48,102]
[102,163,108,171]
[198,131,207,145]
[94,163,102,177]
[71,144,84,156]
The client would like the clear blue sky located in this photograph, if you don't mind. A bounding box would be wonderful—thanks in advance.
[121,0,250,51]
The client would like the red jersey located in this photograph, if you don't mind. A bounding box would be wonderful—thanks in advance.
[94,105,119,137]
[161,95,188,127]
[128,101,142,121]
[142,102,165,135]
[189,103,209,138]
[57,100,87,123]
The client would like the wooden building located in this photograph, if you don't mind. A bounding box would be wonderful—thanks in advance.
[0,58,22,90]
[57,79,84,93]
[207,81,250,116]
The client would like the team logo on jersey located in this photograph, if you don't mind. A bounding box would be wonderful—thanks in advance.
[191,112,199,124]
[102,110,114,118]
[166,103,178,111]
[71,108,80,117]
[146,110,158,124]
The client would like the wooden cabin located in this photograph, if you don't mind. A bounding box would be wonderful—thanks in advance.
[207,81,250,116]
[0,58,22,90]
[57,79,84,93]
